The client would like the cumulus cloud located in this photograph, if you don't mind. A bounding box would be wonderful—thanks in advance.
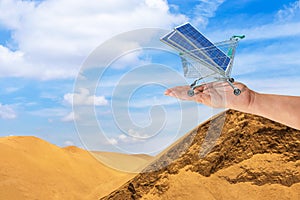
[0,0,187,80]
[0,103,17,119]
[64,88,108,106]
[0,0,35,29]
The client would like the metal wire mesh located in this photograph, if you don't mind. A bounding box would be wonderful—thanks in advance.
[179,38,240,80]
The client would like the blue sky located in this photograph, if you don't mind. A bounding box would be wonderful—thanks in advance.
[0,0,300,155]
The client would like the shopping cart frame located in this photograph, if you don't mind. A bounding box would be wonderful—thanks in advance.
[178,35,245,96]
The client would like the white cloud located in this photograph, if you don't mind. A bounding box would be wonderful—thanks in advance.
[276,0,300,22]
[107,138,118,145]
[128,128,150,139]
[64,87,108,106]
[206,1,300,42]
[193,0,225,27]
[61,111,78,122]
[0,103,17,119]
[0,0,35,29]
[0,0,187,80]
[234,49,300,76]
[109,51,151,70]
[112,132,147,144]
[240,76,300,96]
[64,140,75,146]
[208,22,300,42]
[118,134,128,140]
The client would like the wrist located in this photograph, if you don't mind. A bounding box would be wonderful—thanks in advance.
[245,89,259,114]
[227,88,258,114]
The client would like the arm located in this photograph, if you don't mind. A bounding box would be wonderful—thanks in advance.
[165,82,300,130]
[249,92,300,130]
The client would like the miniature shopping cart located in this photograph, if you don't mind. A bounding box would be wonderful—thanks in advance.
[161,22,245,96]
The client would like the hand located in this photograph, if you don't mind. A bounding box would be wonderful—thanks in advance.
[165,81,300,130]
[164,81,255,111]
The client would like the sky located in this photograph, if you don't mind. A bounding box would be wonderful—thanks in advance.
[0,0,300,155]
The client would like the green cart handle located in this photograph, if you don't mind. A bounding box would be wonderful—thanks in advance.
[227,35,245,57]
[231,35,245,40]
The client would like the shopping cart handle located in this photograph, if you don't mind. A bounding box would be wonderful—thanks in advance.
[231,35,245,40]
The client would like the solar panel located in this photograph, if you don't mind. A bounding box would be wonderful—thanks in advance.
[161,22,245,97]
[161,23,230,71]
[167,31,216,68]
[161,32,217,70]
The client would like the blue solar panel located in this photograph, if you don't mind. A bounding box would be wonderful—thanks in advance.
[161,30,175,43]
[167,31,216,67]
[161,30,217,68]
[161,23,230,71]
[175,23,230,71]
[161,31,187,53]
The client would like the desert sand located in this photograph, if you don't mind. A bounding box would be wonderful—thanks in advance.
[1,110,299,200]
[103,110,300,200]
[0,136,138,200]
[92,151,153,173]
[142,154,300,200]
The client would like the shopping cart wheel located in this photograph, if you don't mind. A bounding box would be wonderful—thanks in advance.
[229,78,235,83]
[187,89,195,97]
[233,88,241,96]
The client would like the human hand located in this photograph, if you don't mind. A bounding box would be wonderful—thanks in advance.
[164,82,255,111]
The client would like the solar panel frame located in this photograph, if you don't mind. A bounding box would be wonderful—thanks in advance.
[174,23,230,71]
[161,31,225,76]
[168,29,220,70]
[161,22,231,75]
[160,30,221,74]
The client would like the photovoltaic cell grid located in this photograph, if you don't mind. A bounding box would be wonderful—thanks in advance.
[161,23,230,71]
[167,31,216,68]
[161,30,208,63]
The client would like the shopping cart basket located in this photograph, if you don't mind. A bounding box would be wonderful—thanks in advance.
[161,22,245,96]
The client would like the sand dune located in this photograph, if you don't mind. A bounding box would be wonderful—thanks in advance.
[1,110,299,200]
[92,151,153,173]
[102,110,300,200]
[0,136,135,200]
[142,154,300,200]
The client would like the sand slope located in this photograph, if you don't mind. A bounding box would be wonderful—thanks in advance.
[142,154,300,200]
[1,110,299,200]
[102,110,300,200]
[92,151,153,173]
[0,136,135,200]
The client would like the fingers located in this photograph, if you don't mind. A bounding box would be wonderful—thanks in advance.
[164,85,215,106]
[164,86,195,101]
[164,89,172,96]
[164,82,248,109]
